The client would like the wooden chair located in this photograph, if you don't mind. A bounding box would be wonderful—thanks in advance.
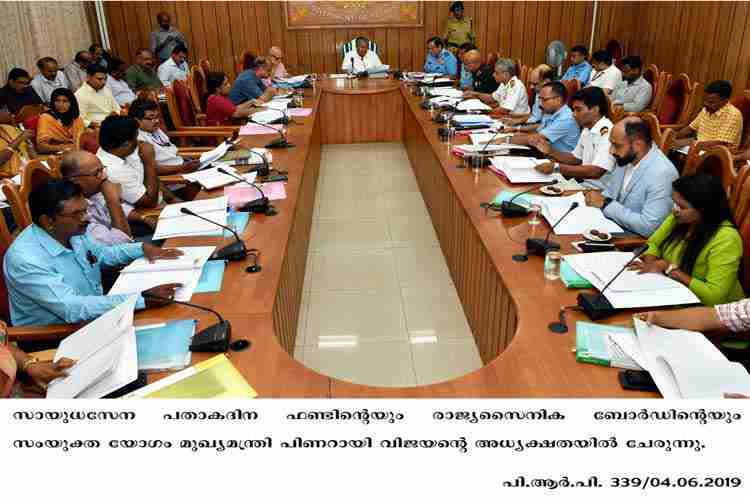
[642,64,663,111]
[198,59,212,75]
[14,104,47,124]
[162,84,237,146]
[606,39,625,68]
[560,78,580,105]
[189,65,209,114]
[730,162,750,221]
[634,112,671,154]
[338,38,378,59]
[2,160,60,231]
[486,52,499,70]
[518,64,529,87]
[682,145,738,206]
[235,50,257,75]
[656,73,700,131]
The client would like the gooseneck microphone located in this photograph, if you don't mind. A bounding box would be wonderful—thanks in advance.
[216,167,274,216]
[180,207,247,261]
[141,291,231,352]
[577,245,650,320]
[249,115,293,149]
[525,201,579,256]
[498,179,559,217]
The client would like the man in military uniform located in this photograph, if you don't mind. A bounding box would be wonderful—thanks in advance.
[532,86,614,189]
[460,50,498,95]
[464,58,529,116]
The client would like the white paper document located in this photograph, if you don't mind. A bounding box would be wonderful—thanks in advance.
[427,87,464,98]
[47,297,138,399]
[563,251,699,309]
[275,74,308,84]
[632,319,750,398]
[452,113,494,125]
[182,166,258,190]
[108,246,215,302]
[251,109,285,124]
[456,98,492,112]
[469,132,515,145]
[535,192,623,234]
[153,196,229,240]
[262,99,291,111]
[199,140,232,169]
[488,156,554,183]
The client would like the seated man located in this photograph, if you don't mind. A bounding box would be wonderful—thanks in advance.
[3,180,182,326]
[229,56,276,105]
[341,37,383,73]
[585,117,677,237]
[129,98,199,175]
[423,36,457,76]
[612,55,652,112]
[106,58,137,107]
[0,68,43,121]
[587,49,622,95]
[457,42,476,90]
[96,115,162,210]
[461,49,499,95]
[533,86,614,189]
[466,58,528,115]
[126,48,162,92]
[31,57,70,104]
[561,45,592,86]
[267,46,288,80]
[75,64,121,127]
[157,44,189,87]
[673,80,743,151]
[501,64,554,129]
[60,150,136,245]
[510,82,580,152]
[63,50,92,92]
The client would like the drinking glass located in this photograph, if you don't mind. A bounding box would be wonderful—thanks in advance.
[544,251,562,280]
[470,153,483,172]
[528,203,541,225]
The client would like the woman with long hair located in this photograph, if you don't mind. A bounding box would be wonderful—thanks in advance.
[36,88,85,154]
[629,172,744,305]
[205,71,255,126]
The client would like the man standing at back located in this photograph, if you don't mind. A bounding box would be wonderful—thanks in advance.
[149,11,188,63]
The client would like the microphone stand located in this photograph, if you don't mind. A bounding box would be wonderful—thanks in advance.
[249,114,293,149]
[577,245,650,320]
[496,179,558,217]
[142,291,231,352]
[180,207,247,261]
[525,201,579,256]
[216,167,275,216]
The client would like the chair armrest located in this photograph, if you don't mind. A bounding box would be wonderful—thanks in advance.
[177,147,213,153]
[167,129,237,138]
[7,323,81,342]
[659,123,687,130]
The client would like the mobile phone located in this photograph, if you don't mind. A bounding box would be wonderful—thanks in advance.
[618,369,659,392]
[264,174,288,182]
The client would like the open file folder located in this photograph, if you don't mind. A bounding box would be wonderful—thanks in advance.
[153,196,229,240]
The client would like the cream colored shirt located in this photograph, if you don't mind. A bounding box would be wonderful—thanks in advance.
[75,83,121,126]
[491,76,529,114]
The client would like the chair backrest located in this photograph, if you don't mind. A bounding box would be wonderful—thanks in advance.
[14,104,46,125]
[642,64,659,109]
[518,64,529,86]
[730,92,750,150]
[0,181,14,252]
[190,65,208,113]
[0,198,14,324]
[5,160,59,231]
[167,80,198,128]
[683,145,737,205]
[486,52,499,70]
[340,38,378,58]
[605,39,624,67]
[198,59,212,75]
[657,73,698,126]
[184,74,203,119]
[732,166,750,291]
[561,79,580,105]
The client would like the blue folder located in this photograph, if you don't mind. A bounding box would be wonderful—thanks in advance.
[135,320,196,371]
[206,211,250,237]
[194,260,226,293]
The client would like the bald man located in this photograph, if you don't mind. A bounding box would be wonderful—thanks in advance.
[502,64,554,129]
[460,50,498,94]
[60,150,135,244]
[268,46,288,80]
[584,117,677,236]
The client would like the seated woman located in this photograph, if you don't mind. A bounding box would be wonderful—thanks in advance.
[629,173,744,306]
[1,321,74,397]
[205,72,255,126]
[36,88,85,154]
[0,123,36,178]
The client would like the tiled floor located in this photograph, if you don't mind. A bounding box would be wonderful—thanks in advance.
[294,143,483,388]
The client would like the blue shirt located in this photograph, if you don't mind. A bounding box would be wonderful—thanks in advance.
[562,61,592,86]
[459,65,473,89]
[527,93,543,124]
[229,70,266,105]
[4,224,146,326]
[424,49,458,76]
[539,105,581,152]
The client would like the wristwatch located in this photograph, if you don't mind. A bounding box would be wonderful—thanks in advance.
[21,356,39,374]
[552,162,561,174]
[664,263,676,276]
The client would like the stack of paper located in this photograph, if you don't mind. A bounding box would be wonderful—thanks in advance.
[534,192,623,234]
[238,122,283,135]
[456,98,492,112]
[469,132,515,145]
[199,140,234,169]
[47,297,138,399]
[452,113,494,126]
[182,166,258,190]
[367,64,390,74]
[135,320,195,372]
[488,156,553,183]
[251,109,285,124]
[428,96,461,107]
[108,246,216,302]
[629,319,750,398]
[274,74,309,84]
[575,321,644,370]
[153,196,229,240]
[563,251,699,309]
[225,181,287,207]
[262,99,291,111]
[123,354,257,399]
[427,87,464,98]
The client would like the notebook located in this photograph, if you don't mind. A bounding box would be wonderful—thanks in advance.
[153,196,229,240]
[135,320,195,372]
[575,321,644,370]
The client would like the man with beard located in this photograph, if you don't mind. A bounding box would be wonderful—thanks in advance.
[149,11,187,63]
[126,49,162,92]
[585,117,677,237]
[613,56,653,112]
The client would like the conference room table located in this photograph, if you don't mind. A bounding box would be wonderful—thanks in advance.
[138,75,655,398]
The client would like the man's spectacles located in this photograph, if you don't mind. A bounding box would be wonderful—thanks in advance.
[538,95,560,102]
[68,167,104,178]
[56,208,88,220]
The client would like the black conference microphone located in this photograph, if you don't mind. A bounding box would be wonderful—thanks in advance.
[577,244,650,320]
[216,167,273,216]
[180,207,247,261]
[141,291,231,352]
[525,201,579,256]
[500,179,559,217]
[249,114,293,149]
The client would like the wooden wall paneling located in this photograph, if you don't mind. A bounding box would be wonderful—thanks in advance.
[103,2,128,60]
[707,3,735,86]
[484,1,500,53]
[510,2,524,59]
[737,13,750,93]
[534,1,550,68]
[255,1,272,54]
[725,2,749,90]
[521,1,538,65]
[558,1,573,51]
[174,2,195,61]
[386,28,399,72]
[547,2,563,45]
[187,2,207,66]
[473,1,489,51]
[215,2,235,75]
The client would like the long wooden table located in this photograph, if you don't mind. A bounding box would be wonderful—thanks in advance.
[140,76,653,398]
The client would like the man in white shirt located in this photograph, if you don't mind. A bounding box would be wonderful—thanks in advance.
[157,44,189,87]
[31,57,70,104]
[63,50,92,92]
[106,58,136,107]
[587,49,622,95]
[466,58,529,115]
[341,37,383,74]
[75,64,121,127]
[533,86,615,189]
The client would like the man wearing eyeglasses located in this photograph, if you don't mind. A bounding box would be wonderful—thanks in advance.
[510,81,580,152]
[266,46,287,86]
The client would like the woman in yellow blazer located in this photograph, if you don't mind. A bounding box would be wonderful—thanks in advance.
[629,173,744,306]
[36,88,85,154]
